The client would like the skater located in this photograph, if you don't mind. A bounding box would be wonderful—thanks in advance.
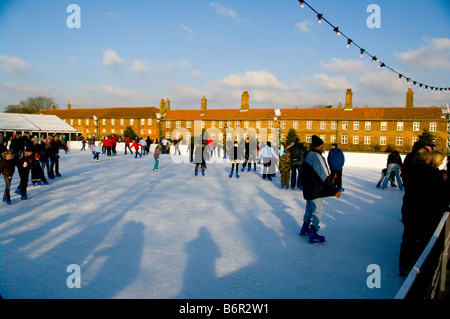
[48,135,69,179]
[259,141,278,180]
[193,139,206,176]
[286,138,307,191]
[300,135,340,243]
[130,138,141,158]
[93,142,102,161]
[16,149,33,200]
[279,148,291,189]
[242,137,257,172]
[39,136,51,178]
[398,147,447,276]
[0,150,16,205]
[327,143,345,192]
[139,137,147,156]
[379,150,403,190]
[153,144,161,171]
[80,137,87,151]
[229,138,243,178]
[31,152,48,185]
[124,136,132,154]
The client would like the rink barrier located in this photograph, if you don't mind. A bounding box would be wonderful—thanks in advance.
[395,211,450,299]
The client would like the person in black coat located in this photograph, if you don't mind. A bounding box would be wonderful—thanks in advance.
[48,135,69,179]
[286,138,308,190]
[398,147,447,276]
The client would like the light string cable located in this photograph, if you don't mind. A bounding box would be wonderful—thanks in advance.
[298,0,449,94]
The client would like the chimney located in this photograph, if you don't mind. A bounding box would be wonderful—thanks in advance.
[406,88,414,108]
[201,96,207,114]
[241,91,249,111]
[51,103,56,110]
[67,101,71,110]
[344,88,353,110]
[166,98,170,111]
[160,98,166,114]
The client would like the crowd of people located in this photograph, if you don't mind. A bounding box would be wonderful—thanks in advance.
[2,131,449,277]
[0,132,69,204]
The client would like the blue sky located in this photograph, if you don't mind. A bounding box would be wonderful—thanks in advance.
[0,0,449,112]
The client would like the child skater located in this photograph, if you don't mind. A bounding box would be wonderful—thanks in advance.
[31,152,48,185]
[279,148,291,189]
[130,138,141,158]
[16,149,33,200]
[153,144,161,171]
[0,150,16,205]
[93,142,102,162]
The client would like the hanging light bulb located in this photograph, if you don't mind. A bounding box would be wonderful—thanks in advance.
[360,49,365,58]
[413,81,417,88]
[317,13,323,23]
[346,39,352,48]
[398,74,402,81]
[419,84,423,90]
[407,78,410,85]
[378,62,385,68]
[425,86,428,92]
[333,27,340,35]
[299,0,305,8]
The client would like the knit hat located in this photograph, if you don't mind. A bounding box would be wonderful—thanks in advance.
[311,135,324,148]
[31,136,39,143]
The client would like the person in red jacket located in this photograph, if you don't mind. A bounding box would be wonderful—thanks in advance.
[111,135,117,156]
[130,139,141,158]
[124,136,132,155]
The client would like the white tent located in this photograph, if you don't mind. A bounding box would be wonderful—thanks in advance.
[0,113,77,136]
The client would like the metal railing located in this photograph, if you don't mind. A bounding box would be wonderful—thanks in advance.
[395,211,450,299]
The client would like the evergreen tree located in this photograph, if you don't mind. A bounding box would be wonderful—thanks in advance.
[418,129,436,146]
[286,129,298,146]
[124,126,137,141]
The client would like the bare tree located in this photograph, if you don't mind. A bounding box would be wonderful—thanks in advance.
[4,96,58,113]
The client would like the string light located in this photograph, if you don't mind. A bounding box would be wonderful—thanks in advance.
[297,0,447,93]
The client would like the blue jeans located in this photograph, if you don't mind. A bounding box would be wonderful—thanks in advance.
[153,157,159,170]
[381,163,403,190]
[303,198,324,231]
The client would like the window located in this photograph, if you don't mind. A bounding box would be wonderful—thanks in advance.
[320,135,326,142]
[412,137,419,145]
[111,119,114,125]
[353,122,359,130]
[353,136,359,144]
[341,135,348,144]
[121,119,124,126]
[380,122,387,131]
[413,122,420,132]
[201,121,205,129]
[306,121,312,130]
[281,134,286,142]
[320,121,326,130]
[130,119,134,125]
[166,132,171,139]
[269,121,274,129]
[331,121,337,130]
[148,129,152,134]
[70,119,74,125]
[219,121,224,128]
[141,119,145,125]
[364,136,371,145]
[211,121,216,128]
[330,135,337,144]
[227,121,232,128]
[397,122,403,131]
[86,119,89,125]
[166,121,171,129]
[342,121,348,130]
[111,129,115,133]
[256,121,261,129]
[186,121,191,129]
[380,136,386,145]
[148,119,152,125]
[293,121,299,130]
[102,119,106,125]
[306,134,312,143]
[429,122,437,132]
[365,122,371,131]
[396,137,403,146]
[176,121,181,129]
[280,121,286,129]
[235,121,240,128]
[78,119,81,125]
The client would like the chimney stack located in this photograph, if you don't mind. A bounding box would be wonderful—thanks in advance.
[344,88,353,110]
[201,96,207,114]
[406,88,414,108]
[166,98,170,111]
[160,98,166,114]
[67,101,71,110]
[241,91,249,111]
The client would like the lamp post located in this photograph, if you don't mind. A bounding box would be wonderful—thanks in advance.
[274,109,281,146]
[93,115,99,141]
[156,113,162,143]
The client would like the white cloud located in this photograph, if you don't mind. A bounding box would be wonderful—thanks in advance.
[210,3,238,19]
[1,82,53,95]
[190,70,203,77]
[396,37,450,70]
[313,73,351,91]
[215,70,286,89]
[180,24,194,40]
[130,60,151,74]
[320,58,367,74]
[0,55,30,73]
[82,85,147,100]
[295,20,312,33]
[102,49,123,67]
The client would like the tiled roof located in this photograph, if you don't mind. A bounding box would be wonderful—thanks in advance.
[41,107,158,119]
[163,106,444,121]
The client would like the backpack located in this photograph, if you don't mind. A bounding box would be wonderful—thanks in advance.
[290,143,305,162]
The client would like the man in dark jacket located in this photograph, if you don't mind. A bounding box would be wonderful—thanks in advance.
[327,143,345,191]
[49,135,69,179]
[398,147,446,276]
[287,138,307,190]
[300,135,340,243]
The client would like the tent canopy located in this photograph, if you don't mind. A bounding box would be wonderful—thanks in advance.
[0,113,77,133]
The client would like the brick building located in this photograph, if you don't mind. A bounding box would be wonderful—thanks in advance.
[41,89,449,153]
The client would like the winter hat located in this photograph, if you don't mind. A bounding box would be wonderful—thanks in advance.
[311,135,324,148]
[31,136,39,143]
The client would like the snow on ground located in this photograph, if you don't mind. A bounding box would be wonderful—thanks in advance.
[0,143,408,299]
